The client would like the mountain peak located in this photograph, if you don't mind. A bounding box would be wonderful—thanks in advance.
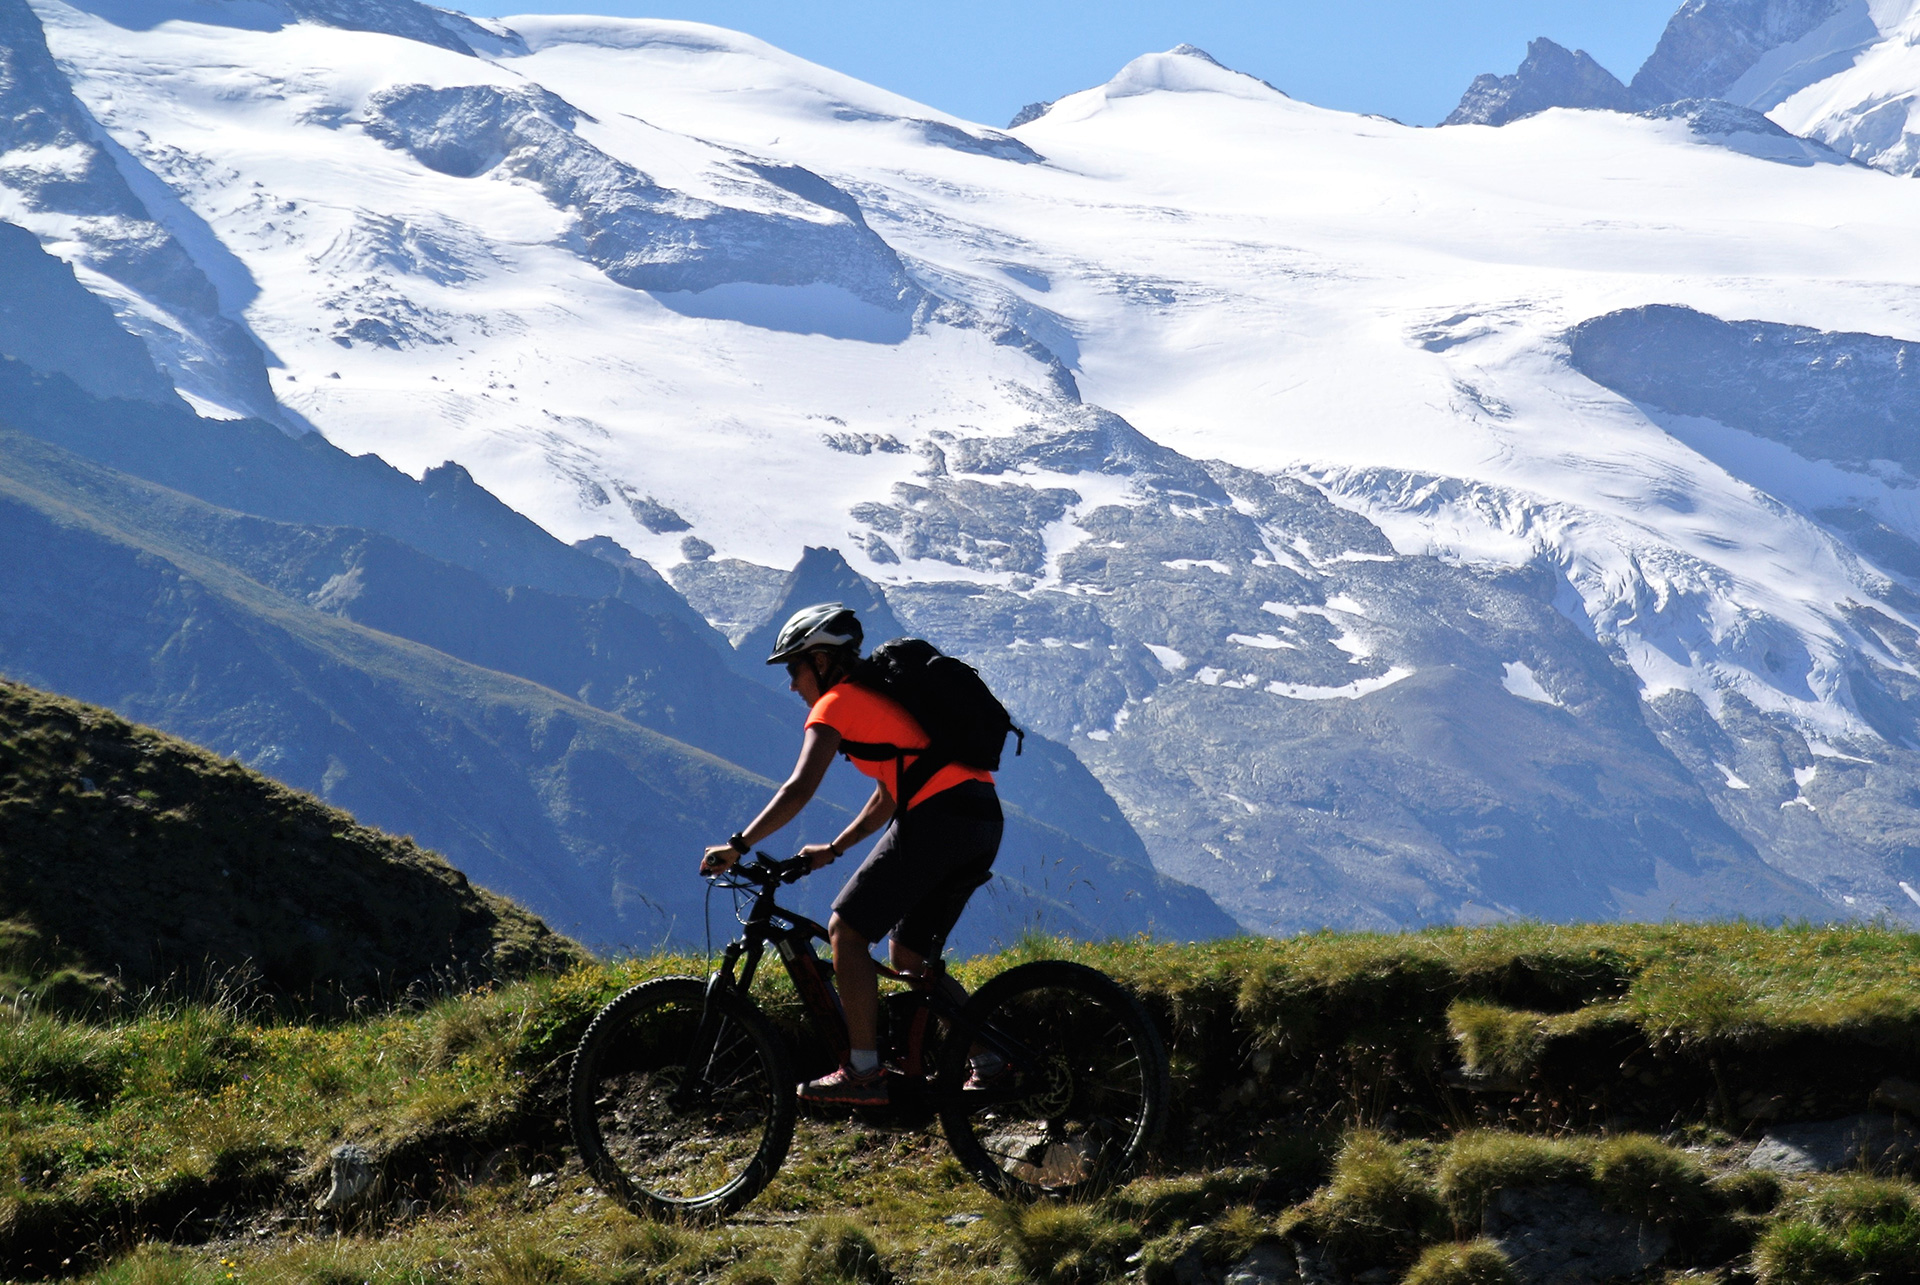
[1096,44,1287,103]
[1445,36,1639,126]
[1631,0,1850,105]
[1167,43,1224,65]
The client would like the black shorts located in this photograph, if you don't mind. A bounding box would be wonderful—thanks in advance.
[831,780,1002,956]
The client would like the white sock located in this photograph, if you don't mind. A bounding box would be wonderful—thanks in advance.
[848,1048,879,1075]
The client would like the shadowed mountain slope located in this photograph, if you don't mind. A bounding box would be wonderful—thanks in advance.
[0,389,1238,949]
[0,676,580,1008]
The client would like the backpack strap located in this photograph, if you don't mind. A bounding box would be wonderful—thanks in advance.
[837,739,954,812]
[894,746,955,813]
[837,739,903,761]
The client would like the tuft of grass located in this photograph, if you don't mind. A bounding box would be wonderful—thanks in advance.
[1105,1168,1269,1236]
[479,1238,587,1285]
[1753,1220,1859,1285]
[991,1202,1139,1285]
[1403,1239,1518,1285]
[0,1009,123,1103]
[1803,1176,1920,1230]
[1715,1169,1784,1214]
[1590,1135,1718,1227]
[1754,1177,1920,1285]
[780,1218,891,1285]
[1188,1205,1275,1268]
[1448,1002,1547,1081]
[1435,1132,1587,1226]
[1284,1130,1445,1267]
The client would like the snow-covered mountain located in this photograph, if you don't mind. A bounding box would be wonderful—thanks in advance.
[1452,0,1920,174]
[10,0,1920,933]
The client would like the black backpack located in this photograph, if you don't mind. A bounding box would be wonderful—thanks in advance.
[841,638,1024,806]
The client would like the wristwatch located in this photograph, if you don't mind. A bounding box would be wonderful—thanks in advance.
[728,832,750,854]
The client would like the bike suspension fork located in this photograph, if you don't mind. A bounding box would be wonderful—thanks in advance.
[676,942,748,1102]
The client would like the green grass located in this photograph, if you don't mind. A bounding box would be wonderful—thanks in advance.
[1403,1240,1517,1285]
[0,678,580,1013]
[4,925,1920,1283]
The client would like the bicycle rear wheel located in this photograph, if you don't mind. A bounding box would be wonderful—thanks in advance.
[936,960,1168,1200]
[568,976,795,1219]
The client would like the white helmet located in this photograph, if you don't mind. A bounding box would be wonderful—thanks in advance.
[766,603,863,665]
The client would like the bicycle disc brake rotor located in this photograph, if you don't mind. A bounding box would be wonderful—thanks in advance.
[1017,1055,1075,1117]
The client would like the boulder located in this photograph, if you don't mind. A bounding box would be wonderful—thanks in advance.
[1746,1112,1920,1174]
[1484,1185,1668,1283]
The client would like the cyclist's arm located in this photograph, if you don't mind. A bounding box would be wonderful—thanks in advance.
[702,725,841,872]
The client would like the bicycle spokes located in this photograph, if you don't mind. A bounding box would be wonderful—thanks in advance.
[940,962,1167,1198]
[570,978,794,1215]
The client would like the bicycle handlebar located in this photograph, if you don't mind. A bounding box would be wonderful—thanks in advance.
[709,851,810,890]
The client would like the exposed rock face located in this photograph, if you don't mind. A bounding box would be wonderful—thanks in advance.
[1008,101,1054,128]
[0,220,175,402]
[875,413,1829,934]
[669,555,792,646]
[1631,0,1851,105]
[278,0,520,57]
[0,0,283,420]
[1567,305,1920,475]
[364,83,925,308]
[1445,38,1640,126]
[1567,304,1920,916]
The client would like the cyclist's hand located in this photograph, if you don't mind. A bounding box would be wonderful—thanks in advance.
[700,844,740,876]
[799,842,839,871]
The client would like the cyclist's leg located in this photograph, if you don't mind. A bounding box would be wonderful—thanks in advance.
[889,784,1003,1058]
[889,782,1003,975]
[828,819,915,1063]
[827,911,881,1052]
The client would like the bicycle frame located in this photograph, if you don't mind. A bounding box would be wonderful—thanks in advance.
[690,856,1040,1092]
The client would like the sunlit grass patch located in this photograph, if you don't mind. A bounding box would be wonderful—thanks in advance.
[1589,1135,1718,1227]
[1403,1239,1518,1285]
[778,1218,893,1285]
[1282,1130,1445,1269]
[1434,1131,1587,1226]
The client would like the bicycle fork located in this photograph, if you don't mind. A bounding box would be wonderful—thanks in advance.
[672,941,751,1106]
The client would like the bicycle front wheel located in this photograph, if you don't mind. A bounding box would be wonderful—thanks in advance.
[568,976,795,1219]
[937,960,1168,1200]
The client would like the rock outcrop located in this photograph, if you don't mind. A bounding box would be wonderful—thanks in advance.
[1445,38,1641,126]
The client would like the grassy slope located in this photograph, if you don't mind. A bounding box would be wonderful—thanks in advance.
[9,926,1920,1284]
[0,677,581,1008]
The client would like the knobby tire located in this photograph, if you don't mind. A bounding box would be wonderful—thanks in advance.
[936,959,1168,1200]
[568,976,795,1220]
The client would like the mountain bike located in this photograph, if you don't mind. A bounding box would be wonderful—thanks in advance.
[566,851,1169,1219]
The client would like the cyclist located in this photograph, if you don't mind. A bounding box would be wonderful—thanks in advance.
[699,602,1003,1107]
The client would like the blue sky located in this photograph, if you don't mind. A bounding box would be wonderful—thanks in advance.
[481,1,1682,127]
